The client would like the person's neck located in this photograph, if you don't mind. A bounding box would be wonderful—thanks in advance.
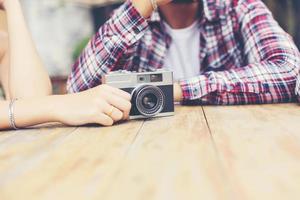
[159,3,200,29]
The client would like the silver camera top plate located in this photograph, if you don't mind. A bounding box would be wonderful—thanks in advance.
[103,69,173,89]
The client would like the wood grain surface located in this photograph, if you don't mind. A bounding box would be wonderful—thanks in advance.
[0,104,300,200]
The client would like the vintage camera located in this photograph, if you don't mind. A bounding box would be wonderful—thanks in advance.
[103,70,174,119]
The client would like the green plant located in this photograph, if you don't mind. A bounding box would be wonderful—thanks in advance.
[72,37,91,61]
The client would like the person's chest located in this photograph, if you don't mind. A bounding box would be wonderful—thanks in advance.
[162,20,201,80]
[123,12,247,74]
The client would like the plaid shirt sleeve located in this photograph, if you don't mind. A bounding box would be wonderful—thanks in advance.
[67,1,148,93]
[180,0,300,105]
[296,76,300,101]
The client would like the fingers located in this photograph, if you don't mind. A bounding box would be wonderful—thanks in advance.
[104,86,131,121]
[123,109,130,121]
[100,100,124,122]
[102,85,131,101]
[94,84,132,123]
[105,93,132,114]
[108,105,129,121]
[109,106,124,122]
[95,113,114,126]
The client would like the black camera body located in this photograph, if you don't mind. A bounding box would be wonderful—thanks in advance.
[103,70,174,119]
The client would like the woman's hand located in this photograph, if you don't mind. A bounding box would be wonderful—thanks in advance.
[156,0,173,5]
[1,85,131,129]
[173,82,183,102]
[55,85,132,127]
[0,0,5,10]
[132,0,173,18]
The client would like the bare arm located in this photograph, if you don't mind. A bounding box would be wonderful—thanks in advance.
[0,85,132,130]
[0,30,9,99]
[0,97,56,129]
[5,0,51,99]
[0,0,132,130]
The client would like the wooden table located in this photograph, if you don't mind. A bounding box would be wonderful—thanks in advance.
[0,103,300,200]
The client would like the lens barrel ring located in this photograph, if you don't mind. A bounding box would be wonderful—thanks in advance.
[132,85,165,117]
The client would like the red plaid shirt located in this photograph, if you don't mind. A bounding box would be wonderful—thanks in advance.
[68,0,300,105]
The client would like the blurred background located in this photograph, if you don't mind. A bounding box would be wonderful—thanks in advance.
[0,0,299,95]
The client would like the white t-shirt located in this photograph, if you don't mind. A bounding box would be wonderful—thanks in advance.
[163,21,200,81]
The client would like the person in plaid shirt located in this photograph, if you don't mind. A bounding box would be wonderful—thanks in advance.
[68,0,300,105]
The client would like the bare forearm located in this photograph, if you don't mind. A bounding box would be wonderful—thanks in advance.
[0,26,10,99]
[0,85,133,129]
[0,96,59,129]
[0,100,10,129]
[4,0,52,98]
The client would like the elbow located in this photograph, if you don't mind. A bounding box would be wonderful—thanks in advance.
[267,49,300,73]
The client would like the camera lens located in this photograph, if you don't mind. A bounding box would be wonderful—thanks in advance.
[142,93,158,110]
[132,85,165,117]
